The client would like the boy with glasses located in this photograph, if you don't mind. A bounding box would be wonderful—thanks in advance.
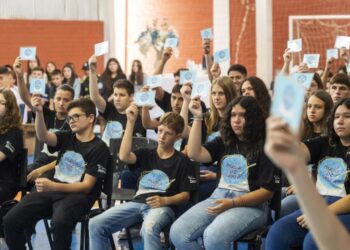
[3,97,109,250]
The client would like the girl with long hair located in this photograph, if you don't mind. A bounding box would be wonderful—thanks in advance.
[100,58,126,101]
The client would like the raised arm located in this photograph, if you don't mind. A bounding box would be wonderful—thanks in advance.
[187,98,212,163]
[202,39,213,81]
[264,116,350,250]
[321,58,334,89]
[281,49,292,76]
[13,56,33,109]
[154,47,173,101]
[119,104,138,164]
[88,55,107,113]
[32,95,57,146]
[179,84,192,138]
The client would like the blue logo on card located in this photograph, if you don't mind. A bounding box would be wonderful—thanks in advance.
[24,48,32,56]
[105,121,123,139]
[55,151,85,183]
[221,155,248,186]
[318,158,347,190]
[139,170,170,191]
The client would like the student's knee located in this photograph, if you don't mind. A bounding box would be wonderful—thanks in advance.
[303,232,318,250]
[140,219,162,238]
[51,218,71,234]
[203,225,229,249]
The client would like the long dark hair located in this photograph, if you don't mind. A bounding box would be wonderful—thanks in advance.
[328,98,350,146]
[100,58,126,97]
[240,76,271,118]
[129,59,144,85]
[302,90,333,140]
[0,88,22,134]
[220,96,265,147]
[62,63,78,86]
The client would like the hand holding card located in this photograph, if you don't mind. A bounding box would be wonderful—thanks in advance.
[135,91,156,107]
[303,54,320,68]
[164,38,178,49]
[95,41,109,56]
[146,75,162,89]
[291,73,314,89]
[201,28,213,40]
[327,49,339,60]
[180,70,197,85]
[214,49,230,63]
[287,39,302,53]
[191,81,210,99]
[20,47,36,60]
[30,78,46,96]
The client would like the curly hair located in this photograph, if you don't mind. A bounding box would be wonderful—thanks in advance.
[220,96,265,147]
[328,98,350,146]
[302,90,333,141]
[0,88,22,134]
[240,76,271,118]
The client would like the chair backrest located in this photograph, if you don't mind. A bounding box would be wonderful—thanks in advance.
[17,148,28,197]
[101,154,114,209]
[109,137,158,172]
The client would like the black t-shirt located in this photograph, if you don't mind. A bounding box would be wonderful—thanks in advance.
[129,149,197,203]
[203,137,279,192]
[305,136,350,197]
[100,102,146,143]
[100,74,127,100]
[48,131,109,205]
[0,128,23,187]
[34,106,71,162]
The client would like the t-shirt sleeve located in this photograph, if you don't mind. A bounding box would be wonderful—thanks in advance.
[177,157,198,193]
[128,148,148,171]
[99,102,113,120]
[47,131,71,153]
[304,136,326,164]
[255,152,280,192]
[85,141,109,179]
[203,137,224,163]
[0,129,23,161]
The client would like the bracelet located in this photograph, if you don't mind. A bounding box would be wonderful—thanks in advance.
[193,117,203,121]
[193,114,203,119]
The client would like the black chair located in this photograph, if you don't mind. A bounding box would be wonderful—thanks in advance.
[233,181,282,250]
[43,153,114,250]
[0,148,33,250]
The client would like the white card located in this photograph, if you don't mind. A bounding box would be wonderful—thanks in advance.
[19,47,36,60]
[303,54,320,68]
[95,41,109,56]
[135,91,156,107]
[164,38,178,49]
[146,75,162,88]
[29,78,46,96]
[201,28,212,40]
[191,81,210,99]
[327,48,339,60]
[334,36,350,49]
[287,39,302,52]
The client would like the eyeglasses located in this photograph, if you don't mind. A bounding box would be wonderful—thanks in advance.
[67,113,87,123]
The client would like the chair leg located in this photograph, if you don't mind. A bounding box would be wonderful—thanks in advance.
[233,241,238,250]
[109,235,116,250]
[43,219,53,249]
[126,228,134,250]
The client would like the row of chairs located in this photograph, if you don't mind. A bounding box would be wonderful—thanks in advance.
[1,137,281,250]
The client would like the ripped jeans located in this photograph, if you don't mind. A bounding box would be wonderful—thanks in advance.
[89,201,174,250]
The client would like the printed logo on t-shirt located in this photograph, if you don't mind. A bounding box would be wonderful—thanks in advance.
[218,154,250,192]
[102,121,123,145]
[54,151,86,183]
[135,169,175,197]
[316,157,347,197]
[207,131,220,143]
[5,141,15,153]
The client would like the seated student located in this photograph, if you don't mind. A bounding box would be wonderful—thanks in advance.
[265,98,350,249]
[62,63,81,99]
[89,55,146,146]
[227,64,247,93]
[48,69,64,110]
[170,96,279,250]
[89,110,197,250]
[3,97,109,250]
[265,115,350,250]
[0,67,24,109]
[30,66,51,104]
[180,76,237,201]
[281,90,333,217]
[328,73,350,103]
[0,88,24,203]
[128,59,146,92]
[14,57,73,173]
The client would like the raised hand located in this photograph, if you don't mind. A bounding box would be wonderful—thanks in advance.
[126,103,139,123]
[180,84,192,102]
[31,95,44,113]
[189,98,203,117]
[13,56,24,75]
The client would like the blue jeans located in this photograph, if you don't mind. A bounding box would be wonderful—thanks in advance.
[265,196,343,250]
[89,201,175,250]
[199,165,218,202]
[170,188,269,250]
[281,194,299,217]
[121,169,140,189]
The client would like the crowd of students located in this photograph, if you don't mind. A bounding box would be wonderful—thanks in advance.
[0,37,350,250]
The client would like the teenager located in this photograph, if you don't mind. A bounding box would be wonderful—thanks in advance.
[45,61,57,83]
[227,64,247,93]
[170,96,279,250]
[328,73,350,103]
[129,59,146,92]
[89,111,197,250]
[48,69,64,110]
[62,63,80,99]
[3,97,109,250]
[266,98,350,249]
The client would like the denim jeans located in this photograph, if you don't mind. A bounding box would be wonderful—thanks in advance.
[89,201,174,250]
[265,195,343,250]
[120,169,140,189]
[281,194,299,217]
[170,188,269,250]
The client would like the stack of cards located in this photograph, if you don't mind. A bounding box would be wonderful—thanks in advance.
[291,73,314,89]
[95,41,109,56]
[287,38,302,52]
[135,91,156,107]
[303,54,320,68]
[164,38,178,49]
[271,74,306,133]
[180,70,197,85]
[214,49,230,63]
[20,47,36,60]
[191,81,210,99]
[201,28,212,40]
[29,78,46,96]
[146,75,162,88]
[326,48,339,60]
